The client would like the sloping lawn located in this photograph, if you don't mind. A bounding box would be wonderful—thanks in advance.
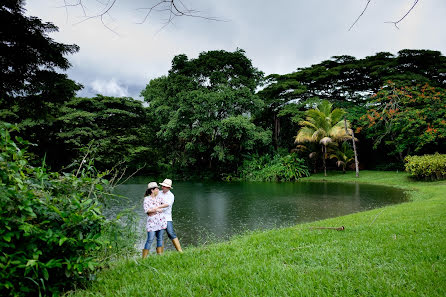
[69,171,446,297]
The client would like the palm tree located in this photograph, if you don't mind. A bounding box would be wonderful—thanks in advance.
[329,141,355,173]
[295,100,352,176]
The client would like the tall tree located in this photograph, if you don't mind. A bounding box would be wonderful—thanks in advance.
[358,82,446,162]
[0,0,81,167]
[141,49,271,176]
[261,50,446,109]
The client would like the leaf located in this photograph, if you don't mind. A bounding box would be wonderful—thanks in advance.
[26,259,37,267]
[59,237,68,246]
[3,233,13,242]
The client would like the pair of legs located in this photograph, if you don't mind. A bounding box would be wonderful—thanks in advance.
[142,229,164,258]
[166,221,182,253]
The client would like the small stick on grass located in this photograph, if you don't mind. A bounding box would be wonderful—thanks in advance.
[310,226,345,231]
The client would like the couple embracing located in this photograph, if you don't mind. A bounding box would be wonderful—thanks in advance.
[142,178,183,258]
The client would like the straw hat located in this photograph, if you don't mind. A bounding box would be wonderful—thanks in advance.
[147,181,159,189]
[159,178,173,189]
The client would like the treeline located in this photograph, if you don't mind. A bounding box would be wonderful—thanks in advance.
[1,1,445,179]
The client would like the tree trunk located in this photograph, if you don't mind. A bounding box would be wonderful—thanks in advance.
[344,117,359,178]
[322,144,327,177]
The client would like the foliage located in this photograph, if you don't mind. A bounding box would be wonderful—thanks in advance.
[0,122,114,296]
[295,100,352,175]
[329,141,355,173]
[238,152,310,182]
[261,50,446,108]
[255,75,307,149]
[258,50,446,151]
[0,0,81,168]
[358,82,446,161]
[57,95,154,171]
[141,49,271,175]
[405,153,446,181]
[295,100,350,143]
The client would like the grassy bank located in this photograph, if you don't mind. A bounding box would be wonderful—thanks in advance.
[69,171,446,297]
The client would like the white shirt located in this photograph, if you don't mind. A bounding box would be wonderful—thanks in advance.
[158,190,174,221]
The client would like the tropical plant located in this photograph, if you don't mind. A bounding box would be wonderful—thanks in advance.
[237,152,310,182]
[295,100,352,176]
[329,141,355,173]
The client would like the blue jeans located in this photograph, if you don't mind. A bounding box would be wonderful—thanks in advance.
[166,221,177,240]
[144,229,164,249]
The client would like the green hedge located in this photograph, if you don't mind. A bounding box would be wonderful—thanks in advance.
[404,153,446,181]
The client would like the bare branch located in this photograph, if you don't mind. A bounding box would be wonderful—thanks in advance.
[385,0,420,29]
[349,0,371,31]
[349,0,421,31]
[60,0,223,34]
[135,0,222,26]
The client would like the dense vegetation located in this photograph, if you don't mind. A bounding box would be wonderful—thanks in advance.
[0,123,133,296]
[405,153,446,181]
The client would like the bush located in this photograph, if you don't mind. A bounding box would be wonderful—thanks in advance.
[238,153,310,182]
[404,153,446,181]
[0,123,113,296]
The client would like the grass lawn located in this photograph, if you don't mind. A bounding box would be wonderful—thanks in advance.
[69,171,446,297]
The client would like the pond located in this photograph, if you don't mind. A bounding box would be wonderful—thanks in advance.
[108,178,408,250]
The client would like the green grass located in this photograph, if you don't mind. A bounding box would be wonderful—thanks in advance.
[68,171,446,297]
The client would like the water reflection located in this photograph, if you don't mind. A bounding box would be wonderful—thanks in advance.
[109,180,407,249]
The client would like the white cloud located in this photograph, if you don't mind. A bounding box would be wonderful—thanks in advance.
[24,0,446,98]
[90,79,128,97]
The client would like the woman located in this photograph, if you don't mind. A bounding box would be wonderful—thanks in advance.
[142,182,168,258]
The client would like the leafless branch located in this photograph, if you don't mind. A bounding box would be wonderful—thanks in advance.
[69,0,119,35]
[385,0,420,29]
[349,0,421,31]
[349,0,371,31]
[136,0,222,26]
[60,0,222,34]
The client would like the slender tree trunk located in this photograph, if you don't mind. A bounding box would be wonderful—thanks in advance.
[322,145,327,177]
[344,117,359,178]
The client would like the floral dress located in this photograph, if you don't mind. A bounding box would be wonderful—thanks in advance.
[143,195,167,232]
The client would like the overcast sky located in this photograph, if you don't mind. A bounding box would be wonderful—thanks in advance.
[25,0,446,100]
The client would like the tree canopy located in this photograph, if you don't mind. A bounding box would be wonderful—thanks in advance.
[0,0,81,167]
[141,49,271,176]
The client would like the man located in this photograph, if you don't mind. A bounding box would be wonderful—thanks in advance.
[158,178,183,253]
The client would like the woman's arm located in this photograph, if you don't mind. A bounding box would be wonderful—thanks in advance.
[144,197,160,215]
[147,207,159,214]
[154,203,168,213]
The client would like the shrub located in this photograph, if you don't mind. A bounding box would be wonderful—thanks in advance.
[238,153,310,182]
[0,123,113,296]
[404,153,446,181]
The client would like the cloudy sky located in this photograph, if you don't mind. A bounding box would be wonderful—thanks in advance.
[25,0,446,100]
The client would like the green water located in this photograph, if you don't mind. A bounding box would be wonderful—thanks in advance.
[109,179,408,249]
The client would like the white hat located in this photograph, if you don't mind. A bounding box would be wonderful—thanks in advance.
[147,182,159,189]
[159,178,173,189]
